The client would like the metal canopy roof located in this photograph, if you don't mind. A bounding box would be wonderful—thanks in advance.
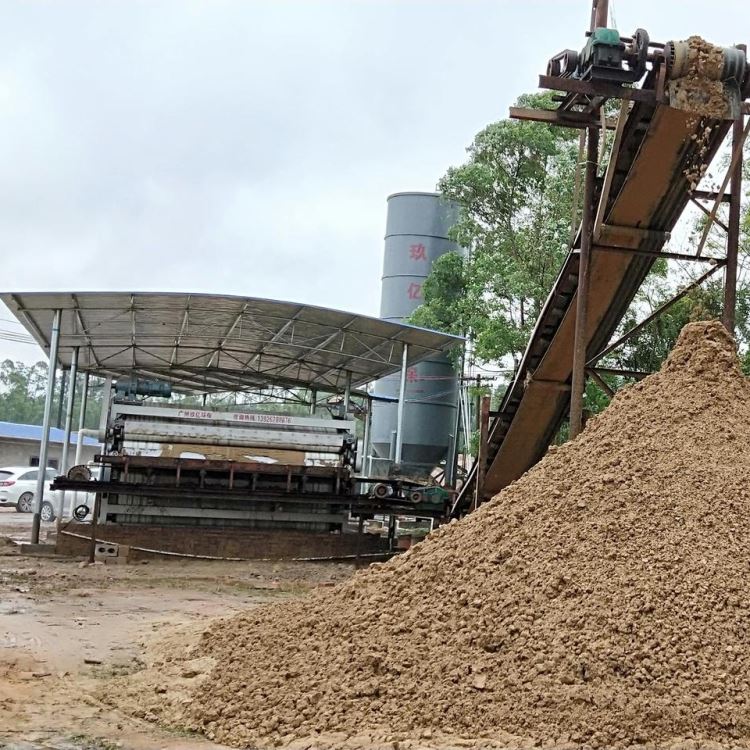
[1,292,462,394]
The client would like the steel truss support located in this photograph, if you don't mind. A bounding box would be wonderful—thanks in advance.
[591,367,650,380]
[696,116,750,258]
[586,368,615,398]
[588,263,725,366]
[724,113,745,333]
[570,126,599,438]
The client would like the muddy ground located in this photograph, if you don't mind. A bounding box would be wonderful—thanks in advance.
[0,508,355,750]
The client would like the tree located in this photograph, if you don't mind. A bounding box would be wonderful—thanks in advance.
[411,93,579,367]
[0,360,104,429]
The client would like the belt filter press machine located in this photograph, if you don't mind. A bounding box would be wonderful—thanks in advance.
[54,383,451,532]
[2,293,463,549]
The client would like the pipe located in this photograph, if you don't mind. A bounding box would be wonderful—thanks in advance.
[97,376,113,444]
[309,388,317,416]
[394,343,408,465]
[361,396,372,475]
[570,127,599,439]
[73,429,98,471]
[55,369,67,429]
[73,374,90,469]
[343,372,352,415]
[31,309,61,545]
[56,347,78,533]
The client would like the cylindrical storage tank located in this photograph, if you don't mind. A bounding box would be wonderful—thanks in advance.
[370,191,460,476]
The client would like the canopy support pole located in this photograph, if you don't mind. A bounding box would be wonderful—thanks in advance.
[394,344,409,466]
[56,347,78,533]
[343,371,352,415]
[31,309,61,545]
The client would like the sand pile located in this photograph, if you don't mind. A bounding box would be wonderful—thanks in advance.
[670,36,729,123]
[137,321,750,749]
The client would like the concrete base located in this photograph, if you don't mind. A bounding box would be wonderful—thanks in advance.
[55,522,390,561]
[20,543,64,557]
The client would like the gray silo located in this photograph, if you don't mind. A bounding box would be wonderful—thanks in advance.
[370,191,460,477]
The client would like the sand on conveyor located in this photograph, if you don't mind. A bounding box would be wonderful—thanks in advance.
[130,320,750,750]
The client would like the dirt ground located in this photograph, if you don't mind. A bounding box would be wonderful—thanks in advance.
[0,508,355,750]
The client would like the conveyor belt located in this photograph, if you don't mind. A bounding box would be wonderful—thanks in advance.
[455,74,733,513]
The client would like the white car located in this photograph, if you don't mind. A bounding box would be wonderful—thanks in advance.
[0,466,61,520]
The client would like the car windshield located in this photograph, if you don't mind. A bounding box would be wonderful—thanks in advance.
[45,469,57,480]
[0,471,12,481]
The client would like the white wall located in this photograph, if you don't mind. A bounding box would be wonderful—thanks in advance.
[0,438,100,471]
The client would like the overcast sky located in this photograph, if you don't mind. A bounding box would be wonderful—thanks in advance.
[0,0,746,364]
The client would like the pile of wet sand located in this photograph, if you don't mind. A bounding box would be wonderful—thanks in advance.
[122,321,750,749]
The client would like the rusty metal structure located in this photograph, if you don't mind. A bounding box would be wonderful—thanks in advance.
[454,0,748,515]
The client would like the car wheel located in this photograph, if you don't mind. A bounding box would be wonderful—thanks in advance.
[16,492,34,513]
[40,501,55,523]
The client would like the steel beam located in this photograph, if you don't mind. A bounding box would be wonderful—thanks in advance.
[593,99,629,241]
[31,309,61,545]
[696,116,750,257]
[509,106,617,130]
[538,75,657,104]
[588,263,725,365]
[591,366,650,380]
[593,245,725,263]
[692,190,732,204]
[689,195,729,232]
[586,367,615,398]
[56,347,78,533]
[570,126,599,439]
[723,114,744,333]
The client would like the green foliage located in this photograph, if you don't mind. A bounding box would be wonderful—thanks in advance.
[412,93,579,364]
[0,360,103,429]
